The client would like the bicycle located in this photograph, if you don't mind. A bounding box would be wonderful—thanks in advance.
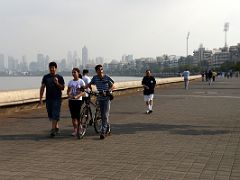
[77,92,102,139]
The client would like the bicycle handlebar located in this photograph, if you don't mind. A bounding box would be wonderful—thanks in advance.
[88,90,113,97]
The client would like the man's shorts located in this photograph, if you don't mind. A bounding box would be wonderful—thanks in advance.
[144,94,154,102]
[46,99,61,121]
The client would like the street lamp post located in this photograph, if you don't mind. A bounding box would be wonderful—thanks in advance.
[224,22,229,48]
[186,32,190,57]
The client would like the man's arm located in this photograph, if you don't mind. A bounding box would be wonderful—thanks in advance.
[39,84,45,105]
[109,82,115,91]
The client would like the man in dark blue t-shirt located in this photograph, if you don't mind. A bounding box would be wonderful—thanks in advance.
[40,62,65,137]
[142,69,156,114]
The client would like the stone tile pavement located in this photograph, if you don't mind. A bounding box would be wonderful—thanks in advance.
[0,77,240,180]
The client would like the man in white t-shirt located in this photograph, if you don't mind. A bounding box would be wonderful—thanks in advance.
[82,69,91,93]
[182,69,190,90]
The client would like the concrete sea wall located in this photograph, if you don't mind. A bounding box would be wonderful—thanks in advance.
[0,75,200,112]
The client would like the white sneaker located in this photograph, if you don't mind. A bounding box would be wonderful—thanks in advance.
[71,130,77,137]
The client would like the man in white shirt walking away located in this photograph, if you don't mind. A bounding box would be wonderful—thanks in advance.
[182,69,190,90]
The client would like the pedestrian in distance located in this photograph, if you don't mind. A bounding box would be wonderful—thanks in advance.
[208,69,213,86]
[82,69,91,91]
[67,68,85,138]
[142,69,156,114]
[182,69,190,90]
[40,62,65,137]
[82,69,91,101]
[87,64,115,140]
[212,70,217,82]
[81,69,92,125]
[201,71,205,82]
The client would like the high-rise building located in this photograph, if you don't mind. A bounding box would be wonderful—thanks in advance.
[82,46,88,69]
[212,50,230,68]
[19,55,28,72]
[0,54,4,71]
[193,44,212,67]
[8,56,18,71]
[73,50,79,67]
[121,54,134,63]
[37,53,45,71]
[96,57,104,65]
[126,55,134,62]
[67,51,73,69]
[45,55,50,71]
[59,59,67,71]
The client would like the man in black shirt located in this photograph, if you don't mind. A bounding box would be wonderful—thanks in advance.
[142,70,156,114]
[40,62,65,137]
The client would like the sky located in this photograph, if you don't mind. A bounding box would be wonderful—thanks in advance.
[0,0,240,62]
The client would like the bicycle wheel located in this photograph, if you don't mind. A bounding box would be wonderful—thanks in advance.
[79,106,89,138]
[93,108,102,134]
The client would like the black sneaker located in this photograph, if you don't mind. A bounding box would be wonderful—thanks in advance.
[50,129,56,137]
[149,110,153,114]
[100,134,105,139]
[55,128,60,135]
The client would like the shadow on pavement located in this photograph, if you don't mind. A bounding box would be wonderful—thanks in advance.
[0,123,230,141]
[0,128,102,141]
[111,123,230,136]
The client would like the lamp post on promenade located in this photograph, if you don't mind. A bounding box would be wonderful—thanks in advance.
[224,22,229,48]
[186,32,190,57]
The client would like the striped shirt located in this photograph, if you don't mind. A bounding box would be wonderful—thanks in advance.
[90,75,114,100]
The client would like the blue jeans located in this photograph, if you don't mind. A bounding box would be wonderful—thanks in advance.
[98,99,111,134]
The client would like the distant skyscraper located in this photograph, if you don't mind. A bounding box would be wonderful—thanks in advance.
[37,53,45,71]
[126,55,134,62]
[73,50,79,67]
[82,46,88,69]
[8,56,18,71]
[67,51,73,69]
[96,57,104,65]
[0,54,4,71]
[121,54,133,63]
[45,55,50,71]
[19,55,28,72]
[59,58,67,71]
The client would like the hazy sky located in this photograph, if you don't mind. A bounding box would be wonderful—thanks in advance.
[0,0,240,62]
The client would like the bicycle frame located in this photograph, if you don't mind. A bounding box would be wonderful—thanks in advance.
[78,92,102,139]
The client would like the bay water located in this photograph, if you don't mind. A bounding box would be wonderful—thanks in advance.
[0,76,143,91]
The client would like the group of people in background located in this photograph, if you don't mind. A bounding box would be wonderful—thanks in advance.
[40,62,114,140]
[201,70,216,85]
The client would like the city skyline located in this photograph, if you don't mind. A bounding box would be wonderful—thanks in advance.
[0,0,240,62]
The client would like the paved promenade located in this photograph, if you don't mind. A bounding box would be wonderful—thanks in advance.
[0,77,240,180]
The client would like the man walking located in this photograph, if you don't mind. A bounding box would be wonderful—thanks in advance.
[40,62,65,137]
[88,65,115,139]
[82,69,91,100]
[142,70,156,114]
[182,68,190,90]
